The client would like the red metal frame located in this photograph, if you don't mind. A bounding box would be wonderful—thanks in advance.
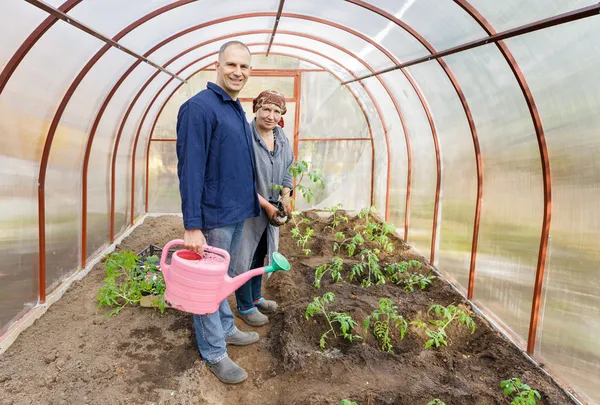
[143,52,376,213]
[453,0,553,356]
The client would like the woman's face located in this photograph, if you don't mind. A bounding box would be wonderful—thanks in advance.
[256,103,282,131]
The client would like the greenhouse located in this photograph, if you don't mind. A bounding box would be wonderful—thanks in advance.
[1,0,599,404]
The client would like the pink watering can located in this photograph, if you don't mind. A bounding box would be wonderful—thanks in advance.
[159,239,290,315]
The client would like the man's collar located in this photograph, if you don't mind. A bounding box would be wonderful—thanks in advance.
[207,82,234,102]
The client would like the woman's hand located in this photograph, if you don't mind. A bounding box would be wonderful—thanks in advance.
[264,203,282,226]
[282,196,292,218]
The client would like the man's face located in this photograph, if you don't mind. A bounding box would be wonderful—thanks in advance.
[215,45,251,97]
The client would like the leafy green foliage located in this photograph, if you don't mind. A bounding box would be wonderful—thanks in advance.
[273,160,324,204]
[427,400,446,405]
[305,292,361,350]
[340,400,358,405]
[333,232,365,257]
[500,378,541,405]
[385,260,422,283]
[97,251,166,316]
[314,257,344,288]
[325,203,349,231]
[412,304,476,349]
[351,249,385,288]
[399,273,437,292]
[363,221,395,252]
[364,298,407,353]
[290,212,314,255]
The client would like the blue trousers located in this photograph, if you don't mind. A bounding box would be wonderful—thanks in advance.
[192,221,244,364]
[234,227,268,312]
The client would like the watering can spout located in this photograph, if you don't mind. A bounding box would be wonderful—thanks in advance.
[217,252,291,303]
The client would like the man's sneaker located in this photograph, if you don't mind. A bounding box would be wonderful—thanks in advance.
[255,297,278,314]
[206,357,247,384]
[225,329,260,345]
[237,308,269,327]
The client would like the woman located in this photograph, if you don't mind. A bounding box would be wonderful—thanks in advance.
[232,90,294,327]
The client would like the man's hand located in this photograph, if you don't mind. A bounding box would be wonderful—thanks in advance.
[184,229,206,254]
[264,203,282,227]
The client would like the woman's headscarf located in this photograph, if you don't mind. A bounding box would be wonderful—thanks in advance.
[253,90,287,127]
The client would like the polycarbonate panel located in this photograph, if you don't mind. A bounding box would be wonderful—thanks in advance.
[268,45,352,81]
[152,71,213,140]
[238,76,295,100]
[275,33,375,76]
[46,49,139,291]
[167,34,271,74]
[251,54,320,70]
[506,19,600,404]
[68,0,177,38]
[133,79,182,217]
[283,0,429,69]
[114,73,172,236]
[295,141,371,212]
[148,18,274,67]
[85,62,158,258]
[406,61,476,288]
[0,2,49,69]
[0,21,105,295]
[374,70,436,258]
[117,0,279,55]
[444,45,543,344]
[299,72,369,140]
[365,0,486,51]
[362,76,407,222]
[276,18,392,77]
[466,0,596,32]
[148,142,180,213]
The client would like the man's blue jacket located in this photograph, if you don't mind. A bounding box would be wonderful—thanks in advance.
[176,82,260,230]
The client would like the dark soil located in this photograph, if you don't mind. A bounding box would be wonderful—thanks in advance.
[0,212,575,405]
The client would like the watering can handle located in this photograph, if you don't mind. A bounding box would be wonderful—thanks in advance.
[203,245,231,264]
[160,239,185,276]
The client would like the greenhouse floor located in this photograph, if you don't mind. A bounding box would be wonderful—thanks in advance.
[0,214,574,405]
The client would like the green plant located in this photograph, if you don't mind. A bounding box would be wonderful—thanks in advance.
[325,203,349,232]
[290,212,314,255]
[333,232,365,257]
[351,249,385,288]
[500,378,541,405]
[273,160,324,204]
[314,257,344,288]
[364,221,395,252]
[305,292,361,350]
[399,273,437,292]
[364,298,407,353]
[97,251,166,316]
[412,304,476,349]
[340,400,358,405]
[427,400,446,405]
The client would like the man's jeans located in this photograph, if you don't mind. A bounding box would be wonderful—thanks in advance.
[235,227,267,312]
[193,221,245,364]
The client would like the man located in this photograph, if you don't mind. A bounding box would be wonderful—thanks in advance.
[176,41,268,384]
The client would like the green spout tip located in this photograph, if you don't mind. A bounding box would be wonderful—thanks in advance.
[265,252,291,273]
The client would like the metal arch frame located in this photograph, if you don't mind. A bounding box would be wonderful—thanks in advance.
[453,0,552,357]
[344,0,483,301]
[143,50,377,215]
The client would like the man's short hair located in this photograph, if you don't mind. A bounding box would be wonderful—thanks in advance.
[218,41,251,61]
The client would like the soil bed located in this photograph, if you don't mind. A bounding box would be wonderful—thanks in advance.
[0,213,574,405]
